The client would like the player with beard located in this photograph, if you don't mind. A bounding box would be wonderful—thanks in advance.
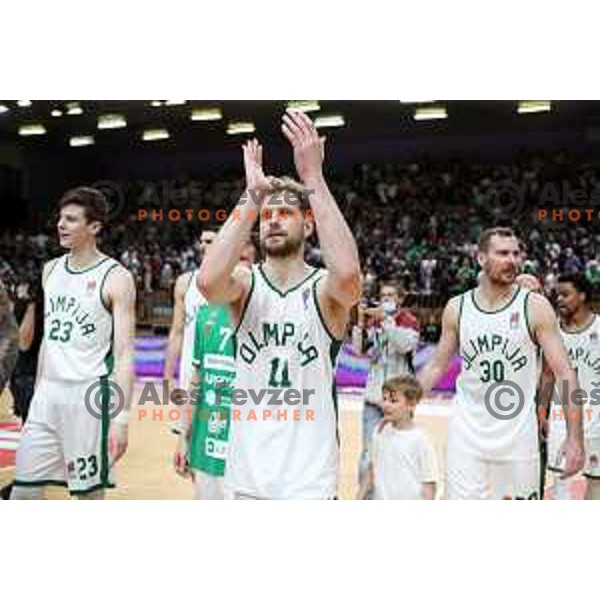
[199,111,361,499]
[419,227,584,499]
[541,273,600,499]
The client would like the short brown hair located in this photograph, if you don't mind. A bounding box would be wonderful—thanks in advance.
[58,186,109,224]
[382,375,423,404]
[265,176,311,213]
[478,227,517,253]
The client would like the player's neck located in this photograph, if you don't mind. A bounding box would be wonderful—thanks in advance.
[562,308,593,332]
[68,244,103,270]
[476,279,517,310]
[262,254,310,291]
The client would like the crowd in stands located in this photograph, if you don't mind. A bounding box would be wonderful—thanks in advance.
[2,151,600,309]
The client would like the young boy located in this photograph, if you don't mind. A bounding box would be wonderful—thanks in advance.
[357,375,437,500]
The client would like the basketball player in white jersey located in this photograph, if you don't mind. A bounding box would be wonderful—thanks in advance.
[11,187,135,499]
[541,273,600,499]
[199,110,362,499]
[419,227,584,499]
[164,229,217,407]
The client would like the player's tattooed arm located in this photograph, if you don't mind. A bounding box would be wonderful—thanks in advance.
[536,356,555,441]
[283,111,362,309]
[198,139,264,307]
[418,297,460,395]
[104,266,136,463]
[164,273,190,391]
[0,281,19,391]
[529,293,585,477]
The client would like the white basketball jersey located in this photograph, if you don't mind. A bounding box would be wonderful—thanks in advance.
[226,264,341,499]
[41,254,119,382]
[553,314,600,438]
[180,270,207,390]
[452,286,540,460]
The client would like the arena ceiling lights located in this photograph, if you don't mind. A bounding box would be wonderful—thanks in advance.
[66,102,83,115]
[97,114,127,130]
[18,124,46,136]
[142,128,170,141]
[69,135,95,147]
[517,100,552,114]
[164,100,186,106]
[0,104,9,114]
[190,107,223,121]
[17,100,32,107]
[286,101,320,113]
[413,105,448,121]
[51,109,63,117]
[314,114,345,128]
[226,121,255,135]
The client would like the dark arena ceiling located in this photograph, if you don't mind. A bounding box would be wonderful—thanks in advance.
[1,100,600,153]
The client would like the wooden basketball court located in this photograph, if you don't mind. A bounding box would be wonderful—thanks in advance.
[0,384,451,499]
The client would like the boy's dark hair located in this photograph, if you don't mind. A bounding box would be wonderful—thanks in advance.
[58,186,109,224]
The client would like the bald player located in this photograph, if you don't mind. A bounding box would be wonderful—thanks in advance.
[419,227,584,499]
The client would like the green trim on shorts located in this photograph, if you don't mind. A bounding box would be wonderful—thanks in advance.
[13,479,68,488]
[100,375,110,488]
[70,482,116,496]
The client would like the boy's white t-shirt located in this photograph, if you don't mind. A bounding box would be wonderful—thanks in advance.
[371,423,437,500]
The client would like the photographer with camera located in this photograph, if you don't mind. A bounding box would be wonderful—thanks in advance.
[352,281,420,494]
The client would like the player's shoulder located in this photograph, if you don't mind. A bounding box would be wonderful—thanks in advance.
[103,259,135,291]
[174,270,195,295]
[443,293,466,324]
[524,290,553,324]
[43,255,62,276]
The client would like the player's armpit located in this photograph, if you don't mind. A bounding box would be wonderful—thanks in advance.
[317,267,362,313]
[314,277,351,341]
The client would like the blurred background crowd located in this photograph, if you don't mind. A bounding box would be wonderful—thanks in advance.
[2,151,600,316]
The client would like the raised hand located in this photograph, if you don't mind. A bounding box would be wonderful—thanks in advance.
[243,138,273,192]
[281,110,325,183]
